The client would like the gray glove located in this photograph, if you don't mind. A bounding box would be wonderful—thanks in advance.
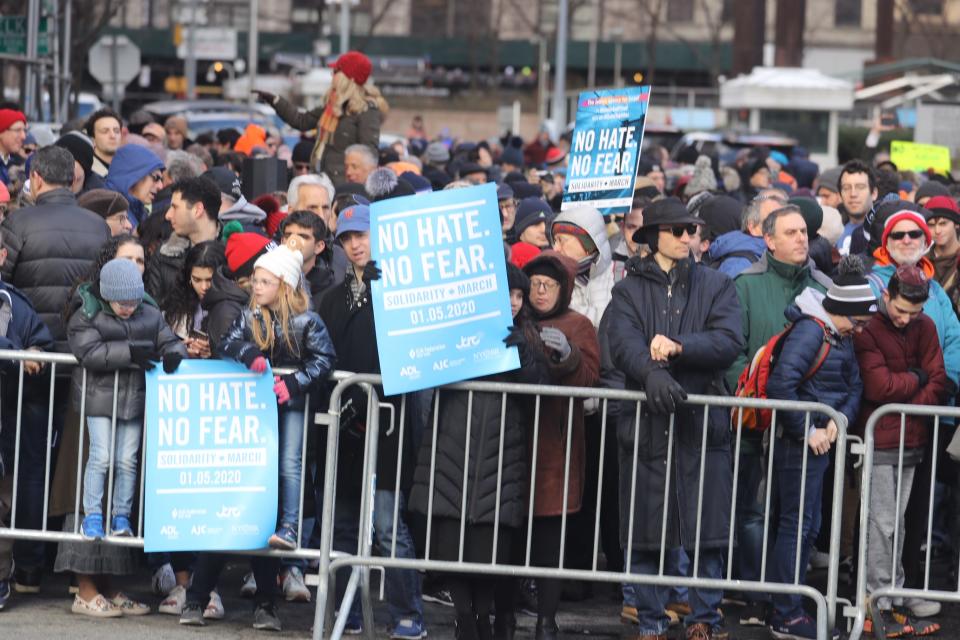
[539,327,572,361]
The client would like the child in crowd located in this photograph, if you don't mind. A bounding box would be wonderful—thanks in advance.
[854,266,946,637]
[68,258,186,543]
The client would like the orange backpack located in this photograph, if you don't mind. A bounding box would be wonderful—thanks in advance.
[733,318,830,431]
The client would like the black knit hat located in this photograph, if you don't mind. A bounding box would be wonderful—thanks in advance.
[54,131,94,176]
[823,255,878,316]
[506,262,530,296]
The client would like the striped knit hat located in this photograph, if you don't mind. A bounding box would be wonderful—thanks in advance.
[822,255,878,316]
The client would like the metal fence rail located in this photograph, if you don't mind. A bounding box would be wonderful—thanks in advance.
[849,404,960,640]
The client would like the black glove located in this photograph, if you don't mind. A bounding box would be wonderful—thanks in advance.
[253,90,278,106]
[909,368,929,387]
[163,352,183,374]
[129,342,159,371]
[503,325,525,348]
[643,368,688,415]
[362,260,382,284]
[943,377,958,400]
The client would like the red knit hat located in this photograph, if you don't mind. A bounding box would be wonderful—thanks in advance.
[331,51,372,85]
[225,228,276,278]
[882,209,931,247]
[545,147,566,165]
[0,109,26,133]
[509,241,542,269]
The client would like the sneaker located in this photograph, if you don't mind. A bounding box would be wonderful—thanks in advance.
[685,622,712,639]
[891,608,940,636]
[13,566,40,594]
[281,566,311,602]
[80,514,105,541]
[241,571,258,598]
[739,601,769,627]
[179,601,205,626]
[159,584,187,615]
[769,614,817,640]
[905,597,941,618]
[204,590,225,619]
[152,563,176,595]
[110,592,151,616]
[268,524,298,551]
[253,602,282,631]
[0,579,10,610]
[343,611,363,635]
[69,574,79,595]
[668,601,692,617]
[809,549,830,570]
[517,579,537,617]
[391,618,428,639]
[71,593,122,618]
[110,514,133,537]
[864,608,912,638]
[620,604,639,624]
[423,586,455,608]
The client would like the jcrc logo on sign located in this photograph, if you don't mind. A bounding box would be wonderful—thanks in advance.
[216,505,245,519]
[456,334,482,350]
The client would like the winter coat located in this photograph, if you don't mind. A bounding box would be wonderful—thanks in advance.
[201,268,249,350]
[104,145,165,227]
[522,251,600,517]
[219,305,336,411]
[726,252,833,390]
[766,288,863,441]
[705,230,767,279]
[219,196,267,234]
[854,311,948,450]
[273,96,382,185]
[317,273,413,496]
[0,188,111,351]
[305,260,337,311]
[808,235,836,277]
[869,262,960,385]
[408,315,545,528]
[0,280,54,477]
[607,255,743,552]
[551,208,614,329]
[67,283,186,420]
[929,249,960,318]
[610,232,643,284]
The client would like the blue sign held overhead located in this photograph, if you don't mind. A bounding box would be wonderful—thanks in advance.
[144,359,279,552]
[561,86,651,217]
[370,183,520,396]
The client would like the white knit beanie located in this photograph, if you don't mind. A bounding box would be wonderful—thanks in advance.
[253,244,303,289]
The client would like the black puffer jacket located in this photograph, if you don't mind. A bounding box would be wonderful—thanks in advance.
[0,188,110,350]
[607,255,743,552]
[408,316,545,528]
[67,283,186,419]
[219,305,336,411]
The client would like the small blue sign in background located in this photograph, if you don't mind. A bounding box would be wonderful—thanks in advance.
[370,183,520,396]
[144,359,278,552]
[561,86,651,216]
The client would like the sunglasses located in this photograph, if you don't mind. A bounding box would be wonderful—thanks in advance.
[887,229,925,241]
[661,224,699,238]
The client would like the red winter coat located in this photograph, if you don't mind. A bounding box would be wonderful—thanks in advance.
[853,311,948,450]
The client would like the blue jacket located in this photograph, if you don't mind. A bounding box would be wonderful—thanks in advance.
[869,263,960,385]
[104,145,164,227]
[706,231,767,279]
[766,289,863,441]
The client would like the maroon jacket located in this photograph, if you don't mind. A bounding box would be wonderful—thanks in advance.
[853,311,948,450]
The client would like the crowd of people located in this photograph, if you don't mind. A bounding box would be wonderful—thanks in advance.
[0,49,959,640]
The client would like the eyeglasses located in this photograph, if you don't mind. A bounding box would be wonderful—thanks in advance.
[112,300,139,310]
[530,278,560,292]
[887,229,925,241]
[660,224,699,238]
[252,277,280,289]
[847,316,870,329]
[5,125,25,135]
[840,183,869,194]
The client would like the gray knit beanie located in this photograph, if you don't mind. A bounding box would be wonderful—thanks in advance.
[100,258,144,302]
[684,155,718,198]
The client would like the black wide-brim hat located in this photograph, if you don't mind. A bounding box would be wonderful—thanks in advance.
[633,196,705,243]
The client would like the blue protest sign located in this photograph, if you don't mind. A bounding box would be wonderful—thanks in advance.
[561,86,651,216]
[370,183,520,395]
[143,359,278,552]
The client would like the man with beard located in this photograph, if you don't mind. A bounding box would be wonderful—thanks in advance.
[868,208,960,620]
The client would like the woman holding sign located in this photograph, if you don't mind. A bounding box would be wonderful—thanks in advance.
[521,251,600,639]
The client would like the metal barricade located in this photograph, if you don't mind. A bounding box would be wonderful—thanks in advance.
[849,404,960,640]
[314,374,851,640]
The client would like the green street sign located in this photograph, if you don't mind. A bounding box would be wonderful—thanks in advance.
[0,16,50,56]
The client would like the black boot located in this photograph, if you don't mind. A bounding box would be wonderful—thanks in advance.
[477,613,495,640]
[493,612,516,640]
[456,615,480,640]
[535,617,559,640]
